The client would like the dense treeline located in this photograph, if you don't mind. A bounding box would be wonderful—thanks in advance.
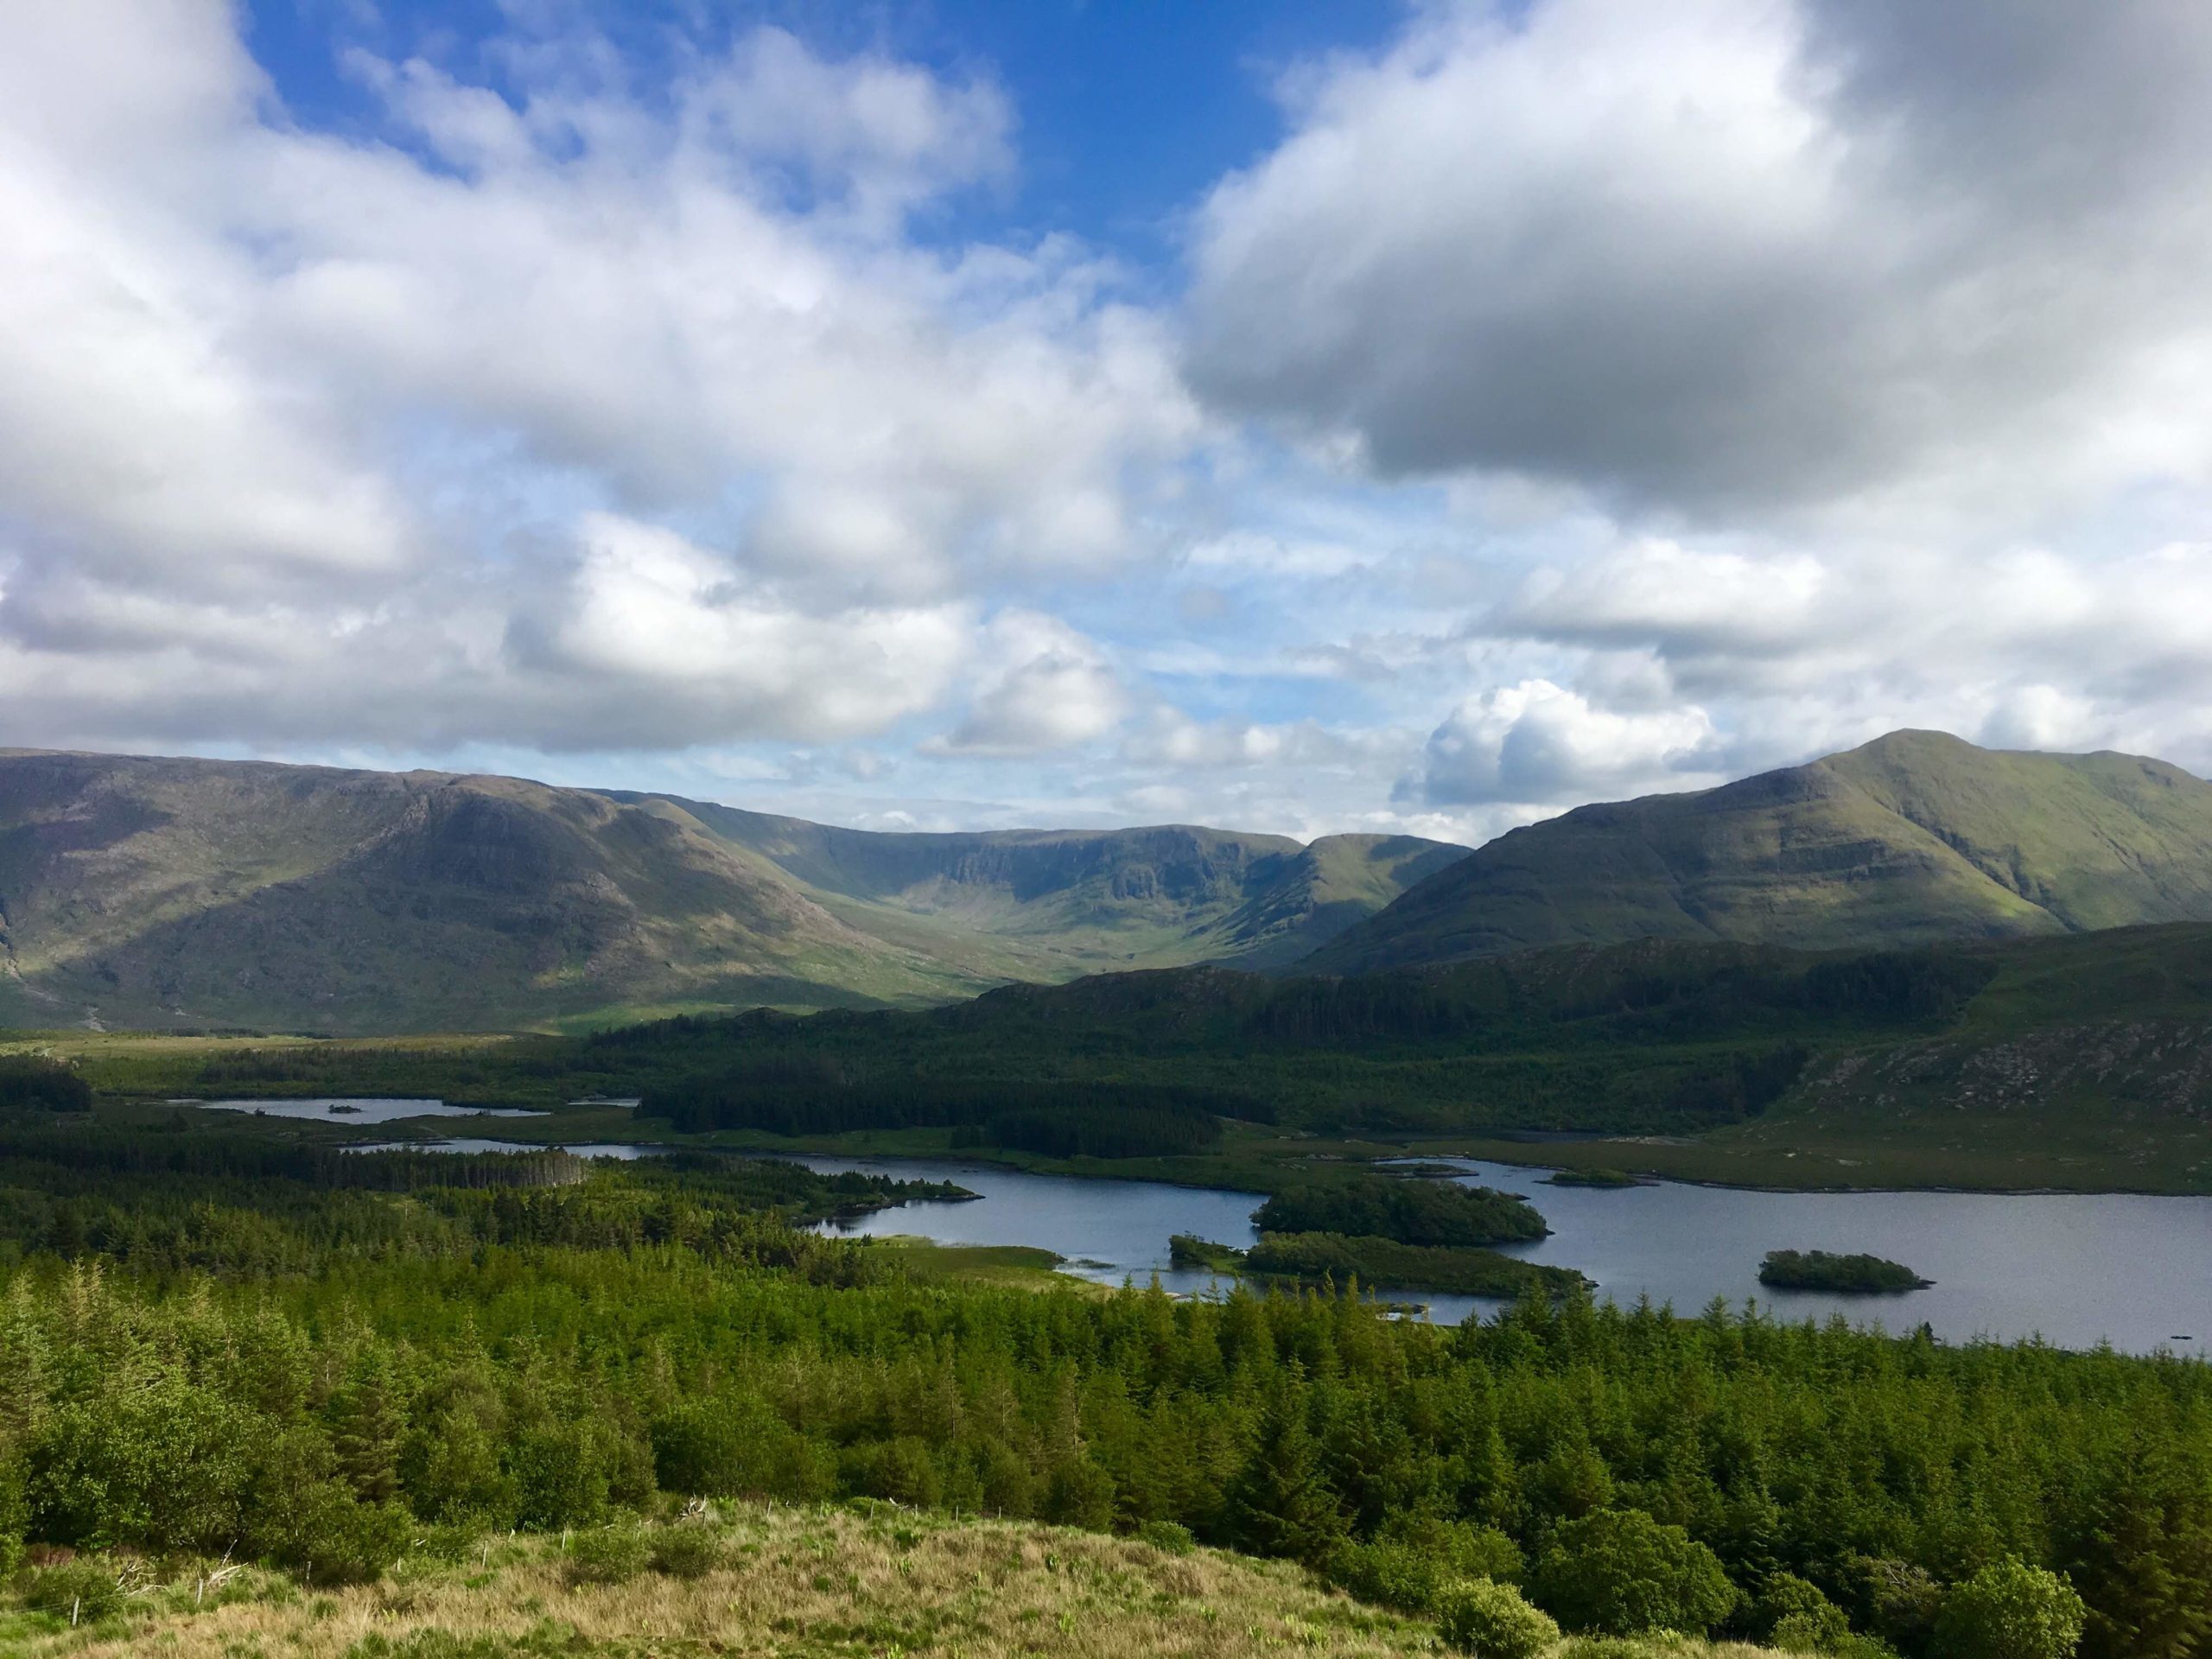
[589,954,1853,1147]
[1242,949,1995,1047]
[961,1103,1224,1158]
[1254,1174,1549,1247]
[58,937,2042,1154]
[0,1127,2206,1654]
[0,1123,958,1276]
[643,1070,1261,1155]
[1,1241,2206,1653]
[0,1055,91,1113]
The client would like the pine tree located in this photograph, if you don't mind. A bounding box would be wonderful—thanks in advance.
[330,1353,404,1505]
[1226,1378,1346,1562]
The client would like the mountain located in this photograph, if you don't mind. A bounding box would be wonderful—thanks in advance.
[1307,730,2212,974]
[0,750,1465,1033]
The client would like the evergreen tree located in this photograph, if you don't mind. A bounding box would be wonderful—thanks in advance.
[1226,1378,1346,1563]
[329,1353,404,1504]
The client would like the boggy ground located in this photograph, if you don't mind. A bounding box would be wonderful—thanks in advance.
[3,1503,1788,1659]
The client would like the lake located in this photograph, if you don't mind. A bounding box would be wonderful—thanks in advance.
[796,1154,2212,1355]
[327,1137,2212,1353]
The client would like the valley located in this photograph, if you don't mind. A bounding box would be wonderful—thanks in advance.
[9,733,2212,1656]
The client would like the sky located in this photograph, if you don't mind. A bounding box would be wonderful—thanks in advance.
[6,1,2212,844]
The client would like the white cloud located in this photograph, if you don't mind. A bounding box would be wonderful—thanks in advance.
[1412,679,1722,807]
[0,2,1197,765]
[933,612,1130,756]
[1978,686,2106,756]
[4,0,2212,842]
[1119,709,1404,772]
[1186,0,2212,528]
[1497,541,1828,659]
[519,515,970,739]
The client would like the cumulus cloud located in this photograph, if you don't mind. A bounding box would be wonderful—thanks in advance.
[516,515,970,741]
[5,0,2212,841]
[0,1,1193,761]
[1410,680,1722,808]
[1186,0,2212,527]
[934,612,1130,756]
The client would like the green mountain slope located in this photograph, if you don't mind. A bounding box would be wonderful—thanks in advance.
[1308,731,2212,974]
[0,751,1464,1032]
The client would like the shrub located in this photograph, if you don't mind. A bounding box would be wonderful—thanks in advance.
[651,1401,834,1502]
[247,1446,412,1586]
[1040,1459,1116,1530]
[563,1527,651,1586]
[1325,1523,1525,1618]
[1529,1510,1739,1636]
[1437,1576,1561,1659]
[647,1524,723,1580]
[293,1491,413,1586]
[1383,1513,1524,1584]
[842,1437,945,1510]
[27,1382,254,1551]
[22,1558,125,1622]
[1761,1572,1851,1652]
[1137,1520,1196,1555]
[1934,1559,2087,1659]
[1847,1556,1943,1654]
[1326,1539,1448,1614]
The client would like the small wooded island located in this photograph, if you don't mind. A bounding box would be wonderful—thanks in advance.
[1759,1249,1934,1294]
[1544,1166,1640,1187]
[1166,1173,1584,1297]
[1170,1231,1586,1297]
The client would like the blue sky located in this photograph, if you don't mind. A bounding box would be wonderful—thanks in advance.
[242,1,1401,258]
[4,0,2212,841]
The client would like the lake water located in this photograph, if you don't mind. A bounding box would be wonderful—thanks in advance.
[181,1097,549,1124]
[798,1155,1263,1301]
[796,1154,2212,1355]
[310,1136,2212,1353]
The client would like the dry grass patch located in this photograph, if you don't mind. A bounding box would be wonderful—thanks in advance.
[10,1503,1432,1659]
[3,1506,1802,1659]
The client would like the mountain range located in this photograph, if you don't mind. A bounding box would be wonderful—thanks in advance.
[2,729,2209,1033]
[0,749,1464,1032]
[1311,730,2212,973]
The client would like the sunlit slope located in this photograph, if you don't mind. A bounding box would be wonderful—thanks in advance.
[0,752,963,1033]
[1310,731,2212,973]
[0,751,1463,1032]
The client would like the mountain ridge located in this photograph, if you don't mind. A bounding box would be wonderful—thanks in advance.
[0,748,1465,1032]
[1306,729,2212,974]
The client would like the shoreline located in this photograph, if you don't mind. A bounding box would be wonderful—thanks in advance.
[122,1091,2212,1199]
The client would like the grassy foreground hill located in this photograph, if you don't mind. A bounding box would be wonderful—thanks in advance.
[0,750,1461,1033]
[1,1503,1790,1659]
[1311,731,2212,974]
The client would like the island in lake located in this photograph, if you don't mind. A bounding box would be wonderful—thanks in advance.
[1170,1231,1587,1298]
[1544,1166,1641,1187]
[1759,1249,1934,1294]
